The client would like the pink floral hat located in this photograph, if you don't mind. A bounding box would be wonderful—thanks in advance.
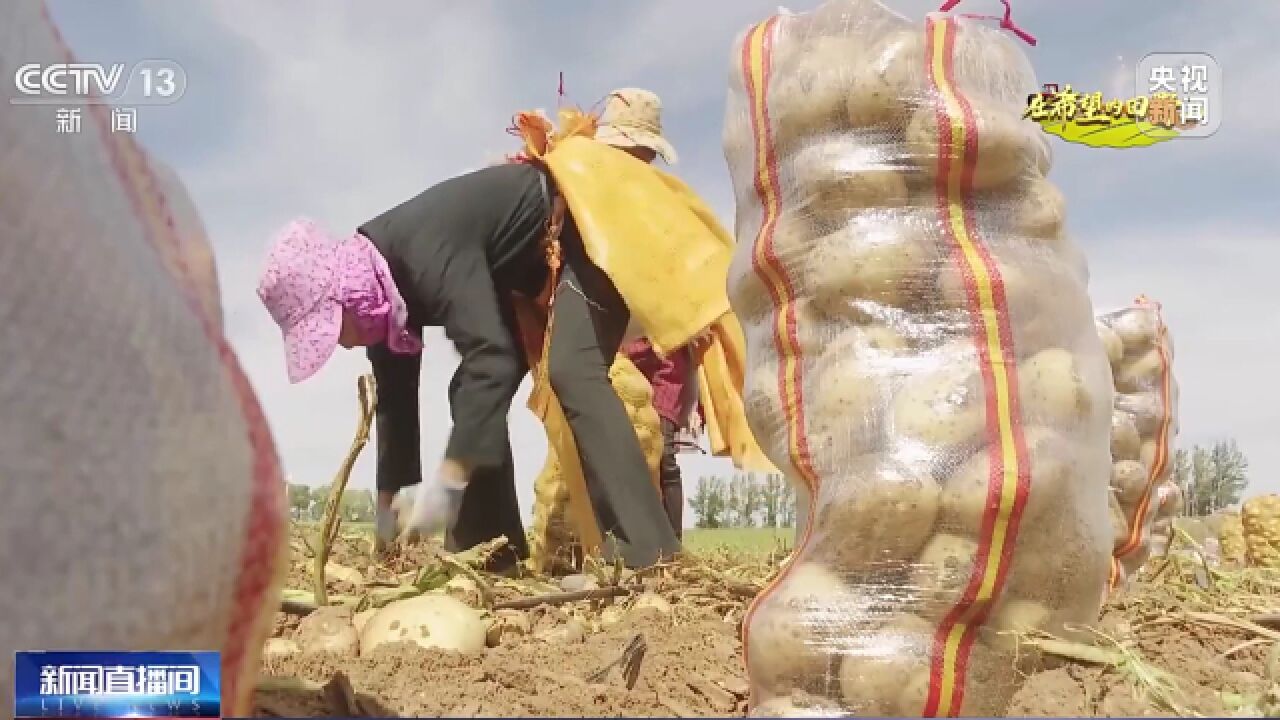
[257,218,421,383]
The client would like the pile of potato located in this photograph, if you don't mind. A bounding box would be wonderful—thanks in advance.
[1242,494,1280,568]
[528,355,664,573]
[1096,300,1180,587]
[722,1,1113,716]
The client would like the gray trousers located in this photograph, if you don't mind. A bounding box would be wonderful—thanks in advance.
[546,238,683,568]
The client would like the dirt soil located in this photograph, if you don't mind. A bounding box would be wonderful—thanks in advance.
[256,527,1279,717]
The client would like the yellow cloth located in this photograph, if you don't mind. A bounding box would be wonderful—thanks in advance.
[513,109,774,557]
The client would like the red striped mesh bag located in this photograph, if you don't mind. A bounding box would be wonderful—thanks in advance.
[0,2,288,715]
[722,0,1114,715]
[1096,297,1180,591]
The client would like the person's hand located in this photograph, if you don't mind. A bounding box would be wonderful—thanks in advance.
[398,460,468,544]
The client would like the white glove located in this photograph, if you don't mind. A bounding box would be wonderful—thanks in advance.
[401,466,467,539]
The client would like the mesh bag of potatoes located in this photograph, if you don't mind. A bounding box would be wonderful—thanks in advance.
[722,1,1114,715]
[1096,298,1180,588]
[528,354,665,573]
[1242,495,1280,568]
[0,2,288,715]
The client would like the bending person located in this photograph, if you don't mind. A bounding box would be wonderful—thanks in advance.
[257,161,681,572]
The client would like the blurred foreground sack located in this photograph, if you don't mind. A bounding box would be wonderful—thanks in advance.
[0,2,287,714]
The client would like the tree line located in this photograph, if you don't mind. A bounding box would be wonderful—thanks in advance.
[287,482,375,522]
[1172,439,1250,516]
[690,473,798,529]
[282,439,1250,526]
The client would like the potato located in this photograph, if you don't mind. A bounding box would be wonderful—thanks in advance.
[1139,440,1170,479]
[486,609,532,647]
[1155,482,1182,521]
[935,257,1084,357]
[1011,179,1067,242]
[845,23,1033,129]
[911,533,979,620]
[1097,323,1124,368]
[1110,411,1141,461]
[789,137,909,222]
[809,454,940,569]
[806,351,889,450]
[262,637,300,661]
[750,692,844,718]
[359,593,487,655]
[896,641,1017,717]
[770,36,863,153]
[1115,346,1165,394]
[906,103,1049,190]
[1111,460,1149,508]
[837,613,934,715]
[983,598,1053,656]
[889,361,986,449]
[295,605,359,657]
[1004,509,1112,620]
[807,219,939,314]
[1116,392,1165,435]
[939,428,1072,536]
[1109,492,1131,551]
[1020,347,1094,427]
[746,562,868,695]
[1109,308,1159,351]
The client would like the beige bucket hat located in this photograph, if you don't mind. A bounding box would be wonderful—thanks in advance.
[594,87,678,164]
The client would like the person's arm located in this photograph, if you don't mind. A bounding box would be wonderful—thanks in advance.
[367,343,423,492]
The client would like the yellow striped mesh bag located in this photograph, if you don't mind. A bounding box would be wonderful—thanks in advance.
[0,2,288,715]
[722,1,1113,715]
[528,355,665,574]
[1095,298,1180,591]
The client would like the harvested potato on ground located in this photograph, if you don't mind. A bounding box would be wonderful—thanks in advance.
[807,219,939,315]
[910,532,979,620]
[632,592,674,616]
[769,36,863,153]
[486,609,532,647]
[746,562,868,696]
[907,103,1049,190]
[1111,460,1149,508]
[1110,411,1141,461]
[836,613,934,715]
[359,593,487,655]
[1097,323,1124,368]
[939,428,1073,536]
[1020,347,1095,427]
[789,138,909,222]
[889,361,986,449]
[263,637,300,661]
[295,605,359,657]
[809,455,940,569]
[535,616,589,645]
[599,604,627,628]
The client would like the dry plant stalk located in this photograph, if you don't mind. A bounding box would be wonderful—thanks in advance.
[313,374,378,606]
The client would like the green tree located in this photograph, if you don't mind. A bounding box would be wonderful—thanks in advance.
[339,488,375,521]
[760,473,786,528]
[779,479,797,528]
[1180,440,1250,516]
[691,476,728,528]
[287,482,312,520]
[309,485,330,521]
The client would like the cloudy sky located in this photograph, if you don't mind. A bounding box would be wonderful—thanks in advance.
[44,0,1279,523]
